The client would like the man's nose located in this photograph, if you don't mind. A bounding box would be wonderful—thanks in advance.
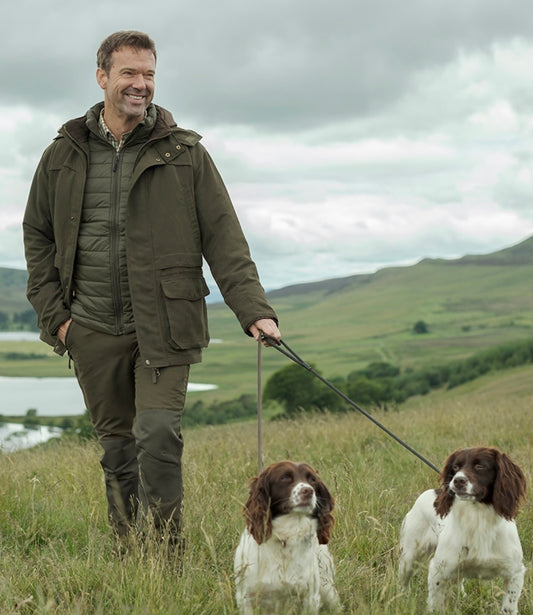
[131,74,147,90]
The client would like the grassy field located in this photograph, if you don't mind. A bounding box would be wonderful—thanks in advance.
[0,366,532,614]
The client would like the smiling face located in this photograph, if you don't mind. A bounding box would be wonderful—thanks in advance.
[96,45,155,133]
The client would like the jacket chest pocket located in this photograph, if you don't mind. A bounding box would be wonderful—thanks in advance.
[160,275,210,349]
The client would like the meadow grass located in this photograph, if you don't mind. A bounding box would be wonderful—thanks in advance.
[0,368,532,614]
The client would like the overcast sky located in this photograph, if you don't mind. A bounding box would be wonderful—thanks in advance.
[3,0,533,292]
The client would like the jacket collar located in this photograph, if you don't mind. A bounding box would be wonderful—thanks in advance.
[58,103,201,147]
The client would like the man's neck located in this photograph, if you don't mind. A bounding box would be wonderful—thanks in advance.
[102,110,144,141]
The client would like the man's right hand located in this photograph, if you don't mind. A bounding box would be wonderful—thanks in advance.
[57,318,73,345]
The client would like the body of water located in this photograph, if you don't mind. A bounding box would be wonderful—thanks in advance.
[0,331,221,451]
[0,331,41,341]
[0,377,218,417]
[0,423,62,453]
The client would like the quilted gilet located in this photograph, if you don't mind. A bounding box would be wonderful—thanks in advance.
[70,113,153,335]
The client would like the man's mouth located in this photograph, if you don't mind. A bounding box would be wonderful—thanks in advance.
[125,93,146,102]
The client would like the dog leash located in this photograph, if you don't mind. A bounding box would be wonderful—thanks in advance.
[258,334,440,474]
[257,339,264,473]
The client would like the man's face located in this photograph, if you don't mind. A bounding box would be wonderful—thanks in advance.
[96,46,156,126]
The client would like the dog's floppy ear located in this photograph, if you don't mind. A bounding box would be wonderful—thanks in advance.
[492,450,527,520]
[315,478,335,545]
[243,470,273,544]
[434,451,457,518]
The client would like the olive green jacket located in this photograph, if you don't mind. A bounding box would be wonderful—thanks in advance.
[23,103,277,368]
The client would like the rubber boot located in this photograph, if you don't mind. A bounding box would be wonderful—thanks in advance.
[133,408,184,547]
[99,437,139,537]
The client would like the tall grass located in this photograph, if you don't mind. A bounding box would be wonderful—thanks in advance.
[0,369,532,614]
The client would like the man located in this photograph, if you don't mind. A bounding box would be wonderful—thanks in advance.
[23,31,281,551]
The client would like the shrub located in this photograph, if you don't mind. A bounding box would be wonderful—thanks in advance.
[413,320,428,334]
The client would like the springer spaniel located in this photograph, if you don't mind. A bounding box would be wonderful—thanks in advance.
[399,446,527,614]
[234,461,340,614]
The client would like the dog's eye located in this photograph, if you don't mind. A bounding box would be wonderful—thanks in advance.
[307,474,317,483]
[475,464,485,471]
[452,464,461,472]
[280,472,293,481]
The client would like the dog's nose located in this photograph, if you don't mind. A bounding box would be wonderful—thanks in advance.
[300,485,314,498]
[453,476,467,490]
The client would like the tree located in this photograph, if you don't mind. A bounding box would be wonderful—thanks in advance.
[23,408,39,430]
[413,320,428,334]
[263,363,341,416]
[75,411,97,440]
[13,309,38,331]
[351,361,400,380]
[0,311,9,329]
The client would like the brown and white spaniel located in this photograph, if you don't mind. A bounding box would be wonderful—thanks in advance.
[234,461,340,614]
[399,446,527,614]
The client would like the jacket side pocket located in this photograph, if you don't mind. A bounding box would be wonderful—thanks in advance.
[160,275,210,349]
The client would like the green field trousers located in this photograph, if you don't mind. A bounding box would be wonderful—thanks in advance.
[65,321,189,540]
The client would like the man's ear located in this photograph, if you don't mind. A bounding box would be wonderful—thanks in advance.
[96,67,107,91]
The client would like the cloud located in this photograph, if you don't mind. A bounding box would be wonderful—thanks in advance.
[2,0,533,293]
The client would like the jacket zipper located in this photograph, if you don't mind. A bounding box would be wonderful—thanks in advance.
[111,149,125,334]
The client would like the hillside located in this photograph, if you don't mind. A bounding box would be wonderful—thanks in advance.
[267,234,533,298]
[196,234,533,400]
[1,235,533,404]
[0,267,30,313]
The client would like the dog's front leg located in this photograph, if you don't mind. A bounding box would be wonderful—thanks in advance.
[500,565,525,615]
[302,592,321,615]
[427,557,452,613]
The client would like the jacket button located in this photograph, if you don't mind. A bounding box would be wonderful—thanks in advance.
[164,152,171,158]
[155,158,161,162]
[176,144,181,150]
[145,359,151,366]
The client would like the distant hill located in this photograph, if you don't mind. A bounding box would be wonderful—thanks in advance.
[266,234,533,300]
[424,235,533,266]
[3,235,533,314]
[187,233,533,401]
[3,236,533,399]
[0,267,30,313]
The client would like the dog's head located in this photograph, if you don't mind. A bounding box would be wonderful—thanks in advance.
[434,446,526,520]
[242,460,335,544]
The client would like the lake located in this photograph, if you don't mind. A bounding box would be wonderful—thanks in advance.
[0,376,218,417]
[0,422,61,453]
[0,331,218,417]
[0,331,220,451]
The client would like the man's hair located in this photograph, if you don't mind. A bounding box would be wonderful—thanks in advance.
[97,31,157,74]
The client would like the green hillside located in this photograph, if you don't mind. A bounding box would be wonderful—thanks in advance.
[0,267,29,312]
[192,235,533,401]
[1,236,533,407]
